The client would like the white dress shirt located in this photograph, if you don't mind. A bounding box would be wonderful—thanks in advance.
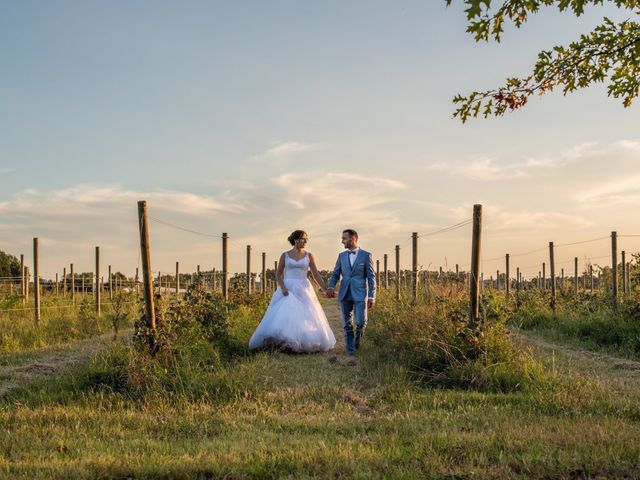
[348,247,360,267]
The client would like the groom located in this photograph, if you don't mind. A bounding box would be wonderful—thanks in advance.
[326,229,376,356]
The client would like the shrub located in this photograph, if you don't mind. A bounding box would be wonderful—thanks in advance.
[369,290,545,392]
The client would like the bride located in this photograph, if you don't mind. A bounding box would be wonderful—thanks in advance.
[248,230,336,353]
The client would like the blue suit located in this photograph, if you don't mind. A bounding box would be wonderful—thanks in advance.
[328,249,376,354]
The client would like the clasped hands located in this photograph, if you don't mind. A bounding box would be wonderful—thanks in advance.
[323,288,374,308]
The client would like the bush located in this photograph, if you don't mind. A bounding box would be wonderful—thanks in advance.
[369,290,545,392]
[84,279,268,400]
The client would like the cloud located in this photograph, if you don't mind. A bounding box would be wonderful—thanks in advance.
[272,172,406,209]
[0,174,415,275]
[571,139,640,207]
[0,167,16,174]
[448,203,592,234]
[0,184,245,218]
[265,141,321,156]
[577,174,640,207]
[426,142,597,181]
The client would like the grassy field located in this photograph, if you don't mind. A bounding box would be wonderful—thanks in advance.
[0,288,639,479]
[0,291,138,354]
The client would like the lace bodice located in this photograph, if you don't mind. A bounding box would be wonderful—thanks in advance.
[284,252,310,280]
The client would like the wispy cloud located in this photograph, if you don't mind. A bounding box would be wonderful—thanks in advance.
[577,174,640,207]
[572,139,640,207]
[449,203,592,234]
[272,172,406,209]
[265,141,321,156]
[0,184,246,217]
[426,142,597,181]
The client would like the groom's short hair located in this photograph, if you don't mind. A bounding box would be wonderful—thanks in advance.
[343,229,358,239]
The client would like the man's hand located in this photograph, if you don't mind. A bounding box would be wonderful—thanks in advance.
[281,287,289,296]
[367,299,375,309]
[325,288,335,298]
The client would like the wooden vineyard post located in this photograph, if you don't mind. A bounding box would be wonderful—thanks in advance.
[175,261,180,295]
[95,247,101,317]
[273,260,278,291]
[20,254,25,304]
[611,231,618,306]
[621,251,626,296]
[70,263,75,304]
[33,238,40,324]
[469,204,482,325]
[383,254,388,289]
[590,265,594,293]
[411,232,418,304]
[496,270,499,291]
[542,262,546,290]
[25,267,29,302]
[395,245,400,301]
[135,267,139,294]
[108,265,112,300]
[137,201,156,344]
[505,254,510,298]
[222,233,229,301]
[549,242,556,313]
[626,262,631,295]
[574,258,578,295]
[261,252,266,294]
[516,267,520,292]
[55,273,59,296]
[246,245,252,295]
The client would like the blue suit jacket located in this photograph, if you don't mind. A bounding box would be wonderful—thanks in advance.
[327,249,376,302]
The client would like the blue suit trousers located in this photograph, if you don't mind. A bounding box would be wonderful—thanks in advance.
[340,287,367,354]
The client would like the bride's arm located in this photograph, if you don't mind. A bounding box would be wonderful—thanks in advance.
[277,253,288,295]
[308,253,328,292]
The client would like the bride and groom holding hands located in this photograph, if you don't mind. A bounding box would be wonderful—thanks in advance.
[248,229,376,356]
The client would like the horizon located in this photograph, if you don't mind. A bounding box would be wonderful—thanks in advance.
[2,1,639,279]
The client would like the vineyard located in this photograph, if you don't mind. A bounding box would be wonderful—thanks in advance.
[1,203,639,478]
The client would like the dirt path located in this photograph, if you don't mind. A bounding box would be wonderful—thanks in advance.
[0,330,132,397]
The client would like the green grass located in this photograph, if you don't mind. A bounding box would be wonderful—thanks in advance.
[0,292,139,354]
[1,285,639,479]
[510,287,640,361]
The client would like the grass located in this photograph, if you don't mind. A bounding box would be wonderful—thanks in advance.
[0,291,139,354]
[0,282,639,478]
[510,287,640,361]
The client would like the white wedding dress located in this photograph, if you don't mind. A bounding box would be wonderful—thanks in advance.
[249,252,336,353]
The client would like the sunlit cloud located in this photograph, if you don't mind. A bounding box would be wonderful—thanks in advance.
[576,174,640,207]
[265,141,321,156]
[0,184,246,217]
[426,142,598,181]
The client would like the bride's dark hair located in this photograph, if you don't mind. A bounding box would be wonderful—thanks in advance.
[287,230,307,245]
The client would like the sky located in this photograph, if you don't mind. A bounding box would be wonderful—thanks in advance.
[1,1,639,279]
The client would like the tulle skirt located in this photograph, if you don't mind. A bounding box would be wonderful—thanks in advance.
[249,277,336,353]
